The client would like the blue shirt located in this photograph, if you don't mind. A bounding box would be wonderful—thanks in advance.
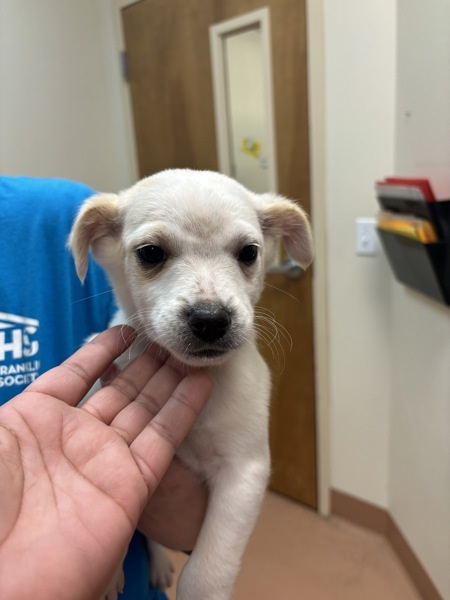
[0,176,167,600]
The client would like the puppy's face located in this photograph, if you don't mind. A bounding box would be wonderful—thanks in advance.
[70,170,313,366]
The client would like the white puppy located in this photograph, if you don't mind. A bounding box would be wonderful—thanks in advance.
[69,169,313,600]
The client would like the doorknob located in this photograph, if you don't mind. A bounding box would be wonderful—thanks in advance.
[268,256,305,279]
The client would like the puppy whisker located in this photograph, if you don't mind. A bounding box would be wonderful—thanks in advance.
[263,281,301,305]
[253,309,291,372]
[254,307,293,351]
[71,288,114,305]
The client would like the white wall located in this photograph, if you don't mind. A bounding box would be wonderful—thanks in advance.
[323,0,396,508]
[390,1,450,597]
[0,0,136,191]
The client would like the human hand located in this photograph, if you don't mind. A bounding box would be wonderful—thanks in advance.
[0,326,212,600]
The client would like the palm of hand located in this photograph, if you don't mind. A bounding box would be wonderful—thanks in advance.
[0,327,211,600]
[0,392,147,599]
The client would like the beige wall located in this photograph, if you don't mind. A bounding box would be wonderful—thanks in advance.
[323,0,396,508]
[390,1,450,596]
[0,0,136,191]
[323,1,450,598]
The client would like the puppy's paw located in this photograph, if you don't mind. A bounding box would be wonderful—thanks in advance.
[148,540,174,590]
[101,566,125,600]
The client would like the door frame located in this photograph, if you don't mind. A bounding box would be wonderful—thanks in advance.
[110,0,330,516]
[305,0,330,516]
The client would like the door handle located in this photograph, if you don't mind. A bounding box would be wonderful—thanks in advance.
[268,256,305,279]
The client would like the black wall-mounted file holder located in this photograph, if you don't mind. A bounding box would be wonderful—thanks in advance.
[376,197,450,306]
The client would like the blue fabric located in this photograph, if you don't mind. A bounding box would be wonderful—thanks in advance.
[123,534,168,600]
[0,176,115,395]
[0,176,167,600]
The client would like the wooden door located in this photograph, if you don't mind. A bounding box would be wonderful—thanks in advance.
[122,0,317,508]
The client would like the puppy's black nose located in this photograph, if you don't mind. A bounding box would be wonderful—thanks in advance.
[187,304,231,342]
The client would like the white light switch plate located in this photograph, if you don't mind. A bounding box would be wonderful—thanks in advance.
[356,218,378,256]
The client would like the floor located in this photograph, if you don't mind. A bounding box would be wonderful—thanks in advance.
[165,491,421,600]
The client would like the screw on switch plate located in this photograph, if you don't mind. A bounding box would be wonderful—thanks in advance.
[356,218,378,256]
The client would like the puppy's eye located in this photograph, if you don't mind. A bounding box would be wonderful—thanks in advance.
[137,245,166,265]
[238,244,258,265]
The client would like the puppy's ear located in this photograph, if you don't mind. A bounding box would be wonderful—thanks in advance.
[68,193,120,282]
[258,194,313,269]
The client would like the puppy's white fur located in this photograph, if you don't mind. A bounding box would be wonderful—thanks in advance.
[69,169,313,600]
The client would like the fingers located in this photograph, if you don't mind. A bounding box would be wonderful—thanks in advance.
[105,361,186,443]
[25,326,136,406]
[130,370,212,494]
[86,347,212,497]
[81,345,167,426]
[82,345,212,463]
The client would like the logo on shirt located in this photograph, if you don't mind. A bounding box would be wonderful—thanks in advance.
[0,312,40,388]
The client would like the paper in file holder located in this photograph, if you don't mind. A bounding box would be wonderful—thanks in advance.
[376,196,450,305]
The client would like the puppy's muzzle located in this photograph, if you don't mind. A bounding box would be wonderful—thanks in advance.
[186,304,231,343]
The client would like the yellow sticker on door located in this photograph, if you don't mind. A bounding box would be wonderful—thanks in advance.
[240,137,262,159]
